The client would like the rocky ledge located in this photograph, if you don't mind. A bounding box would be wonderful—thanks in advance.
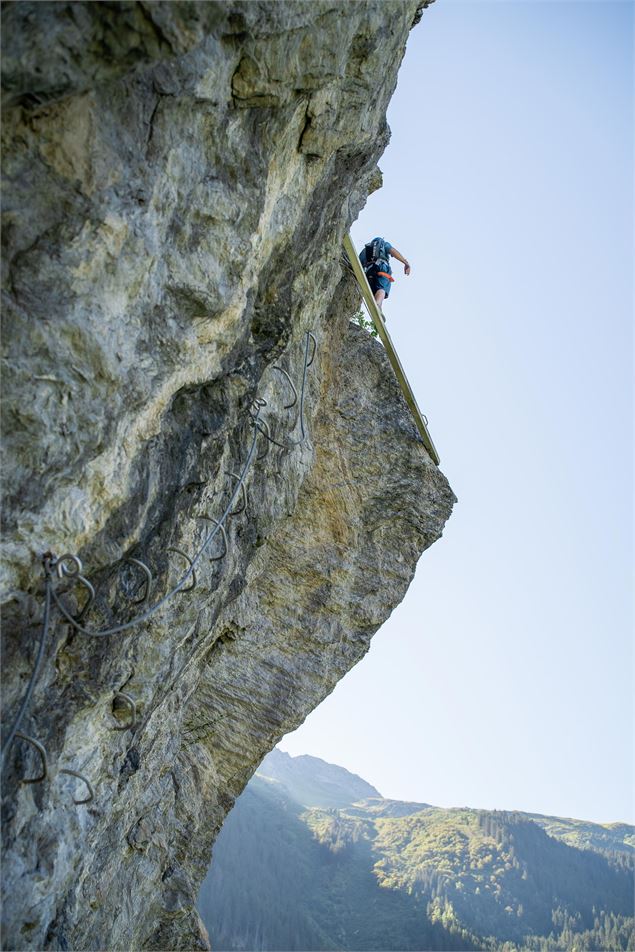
[1,2,453,949]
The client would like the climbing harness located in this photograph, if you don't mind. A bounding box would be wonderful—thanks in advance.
[1,330,318,804]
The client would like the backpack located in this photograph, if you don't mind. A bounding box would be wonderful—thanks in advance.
[363,238,390,276]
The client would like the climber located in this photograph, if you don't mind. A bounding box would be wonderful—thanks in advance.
[359,237,411,312]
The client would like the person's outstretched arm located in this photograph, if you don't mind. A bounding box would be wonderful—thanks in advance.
[389,246,411,275]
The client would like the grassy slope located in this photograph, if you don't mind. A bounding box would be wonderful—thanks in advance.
[198,764,635,952]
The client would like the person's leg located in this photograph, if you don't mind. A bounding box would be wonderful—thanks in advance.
[374,288,386,310]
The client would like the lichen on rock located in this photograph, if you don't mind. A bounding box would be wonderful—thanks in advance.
[1,2,454,949]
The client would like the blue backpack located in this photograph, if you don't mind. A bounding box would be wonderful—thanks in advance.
[362,238,391,276]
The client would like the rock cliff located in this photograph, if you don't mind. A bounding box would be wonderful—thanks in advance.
[1,3,453,949]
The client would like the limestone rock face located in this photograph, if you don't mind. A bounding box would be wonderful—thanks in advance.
[1,3,454,949]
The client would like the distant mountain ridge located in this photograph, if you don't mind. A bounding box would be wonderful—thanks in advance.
[198,751,635,951]
[256,749,383,809]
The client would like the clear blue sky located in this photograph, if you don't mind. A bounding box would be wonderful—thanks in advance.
[281,0,634,825]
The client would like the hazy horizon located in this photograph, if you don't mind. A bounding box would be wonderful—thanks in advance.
[272,746,633,824]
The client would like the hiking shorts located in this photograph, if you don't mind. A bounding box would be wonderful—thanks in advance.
[368,269,392,298]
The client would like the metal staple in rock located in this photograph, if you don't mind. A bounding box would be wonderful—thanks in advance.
[1,330,317,801]
[253,331,316,449]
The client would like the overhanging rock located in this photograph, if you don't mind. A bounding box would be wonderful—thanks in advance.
[1,3,454,948]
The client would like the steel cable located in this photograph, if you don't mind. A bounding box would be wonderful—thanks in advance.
[49,420,260,637]
[254,330,315,449]
[47,330,316,636]
[1,572,52,769]
[1,330,317,788]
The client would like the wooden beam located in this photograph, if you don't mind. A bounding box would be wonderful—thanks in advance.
[343,234,441,466]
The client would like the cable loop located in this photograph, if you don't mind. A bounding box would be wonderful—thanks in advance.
[112,692,137,731]
[74,576,95,622]
[256,419,271,460]
[15,732,48,784]
[198,517,228,562]
[46,427,257,637]
[55,554,83,579]
[59,768,93,805]
[167,548,197,593]
[3,329,317,802]
[306,332,318,367]
[121,559,153,606]
[272,366,298,409]
[250,332,315,450]
[1,574,52,770]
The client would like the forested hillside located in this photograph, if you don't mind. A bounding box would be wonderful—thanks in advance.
[198,751,634,951]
